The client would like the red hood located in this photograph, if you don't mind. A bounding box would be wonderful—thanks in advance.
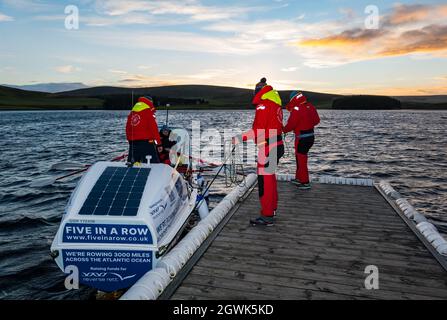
[138,97,156,111]
[287,92,307,111]
[252,85,273,105]
[295,92,307,105]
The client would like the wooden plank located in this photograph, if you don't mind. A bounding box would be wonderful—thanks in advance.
[213,231,436,259]
[221,224,424,243]
[186,265,445,300]
[173,283,274,300]
[199,246,446,281]
[192,256,447,298]
[194,253,447,291]
[168,182,447,300]
[218,230,428,254]
[206,239,443,270]
[181,274,365,300]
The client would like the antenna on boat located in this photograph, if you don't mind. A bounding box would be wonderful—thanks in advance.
[165,103,170,126]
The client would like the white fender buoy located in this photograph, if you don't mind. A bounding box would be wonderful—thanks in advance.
[197,195,210,220]
[317,175,373,186]
[437,243,447,256]
[157,256,182,278]
[403,208,417,219]
[432,238,447,250]
[382,182,447,259]
[413,212,428,224]
[389,191,402,200]
[120,267,170,300]
[416,221,437,233]
[426,232,443,244]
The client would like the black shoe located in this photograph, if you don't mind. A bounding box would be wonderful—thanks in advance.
[297,183,311,190]
[291,179,311,189]
[250,216,274,227]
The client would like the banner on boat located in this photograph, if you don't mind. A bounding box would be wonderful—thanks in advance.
[62,249,153,292]
[62,223,153,245]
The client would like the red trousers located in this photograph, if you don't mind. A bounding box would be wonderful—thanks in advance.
[295,152,309,184]
[257,140,284,217]
[295,136,314,184]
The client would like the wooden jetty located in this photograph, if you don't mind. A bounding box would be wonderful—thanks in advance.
[159,182,447,300]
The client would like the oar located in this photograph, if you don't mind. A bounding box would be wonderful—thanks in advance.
[30,153,128,188]
[51,162,88,171]
[172,151,231,168]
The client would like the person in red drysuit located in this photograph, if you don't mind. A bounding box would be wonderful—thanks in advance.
[233,81,284,226]
[283,91,320,189]
[126,96,161,164]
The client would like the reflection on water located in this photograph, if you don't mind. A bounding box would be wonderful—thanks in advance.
[0,109,446,299]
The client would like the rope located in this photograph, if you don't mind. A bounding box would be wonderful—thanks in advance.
[193,145,238,212]
[224,141,246,188]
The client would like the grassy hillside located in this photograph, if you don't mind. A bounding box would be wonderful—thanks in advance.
[395,95,447,109]
[54,85,340,109]
[0,86,103,110]
[1,84,445,110]
[61,85,254,109]
[333,95,401,110]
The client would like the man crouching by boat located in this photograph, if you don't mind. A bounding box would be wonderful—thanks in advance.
[283,91,320,189]
[126,96,161,165]
[158,125,177,165]
[233,80,284,227]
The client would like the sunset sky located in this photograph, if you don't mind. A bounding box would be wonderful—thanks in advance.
[0,0,446,95]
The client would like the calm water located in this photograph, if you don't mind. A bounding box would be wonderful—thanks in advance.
[0,109,446,299]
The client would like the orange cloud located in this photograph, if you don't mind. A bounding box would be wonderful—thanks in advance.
[385,4,431,26]
[299,29,386,49]
[380,24,447,57]
[296,4,447,63]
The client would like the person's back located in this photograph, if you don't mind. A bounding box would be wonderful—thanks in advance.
[283,91,320,189]
[126,107,157,142]
[251,85,284,144]
[284,92,320,134]
[126,96,161,164]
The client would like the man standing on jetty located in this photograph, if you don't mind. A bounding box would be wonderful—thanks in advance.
[233,78,284,227]
[126,96,161,165]
[283,91,320,189]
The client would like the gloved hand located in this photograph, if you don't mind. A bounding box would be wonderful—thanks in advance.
[232,134,243,145]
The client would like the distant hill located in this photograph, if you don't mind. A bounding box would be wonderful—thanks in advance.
[0,85,102,110]
[0,84,446,110]
[56,85,340,109]
[333,95,401,110]
[2,82,89,93]
[394,95,447,109]
[395,95,447,103]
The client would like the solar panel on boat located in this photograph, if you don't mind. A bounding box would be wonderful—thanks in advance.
[78,167,150,216]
